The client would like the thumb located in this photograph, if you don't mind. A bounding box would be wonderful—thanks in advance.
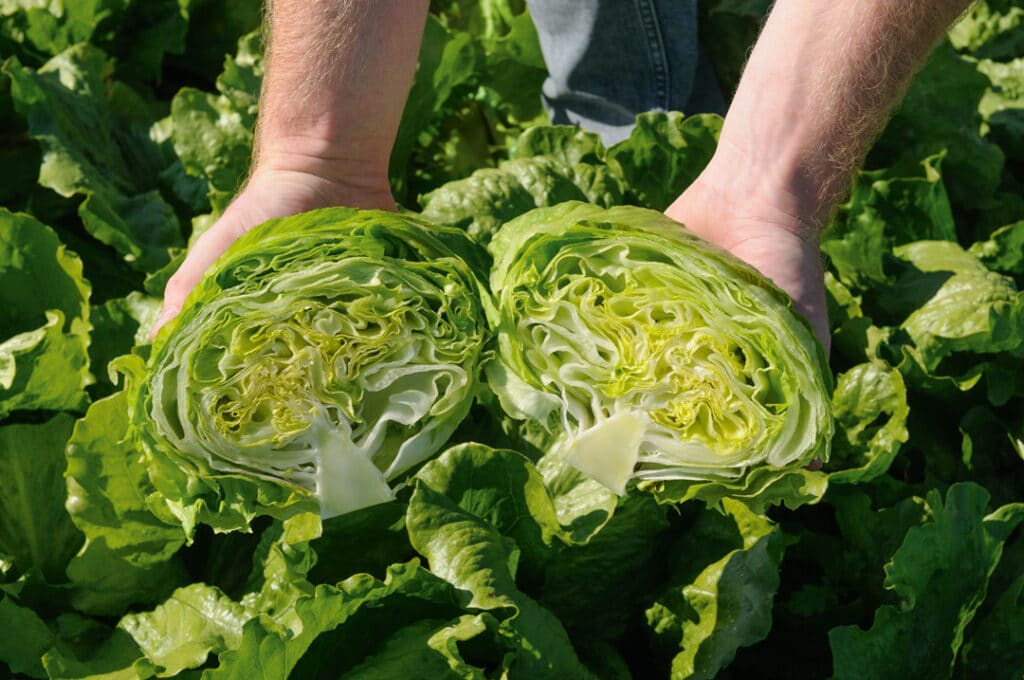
[152,218,248,337]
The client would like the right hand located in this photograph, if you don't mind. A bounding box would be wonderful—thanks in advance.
[664,137,831,355]
[153,167,396,335]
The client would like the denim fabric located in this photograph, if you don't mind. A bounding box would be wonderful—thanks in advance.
[526,0,725,144]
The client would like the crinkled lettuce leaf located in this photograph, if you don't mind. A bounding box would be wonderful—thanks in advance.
[3,44,184,273]
[884,240,1024,403]
[0,0,189,83]
[420,125,626,245]
[645,499,784,680]
[948,0,1024,61]
[86,292,161,399]
[155,29,262,220]
[829,483,1024,679]
[606,111,721,211]
[827,361,910,484]
[970,219,1024,274]
[822,153,957,290]
[0,414,82,583]
[419,112,722,244]
[0,208,91,417]
[977,57,1024,161]
[869,43,1004,211]
[118,582,251,677]
[408,443,597,679]
[65,388,188,616]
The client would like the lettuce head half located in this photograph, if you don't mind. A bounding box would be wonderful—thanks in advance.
[487,202,833,508]
[133,208,491,530]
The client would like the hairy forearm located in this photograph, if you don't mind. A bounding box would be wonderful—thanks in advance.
[716,0,972,231]
[256,0,429,180]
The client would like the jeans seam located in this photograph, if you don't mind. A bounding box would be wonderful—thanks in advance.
[634,0,669,109]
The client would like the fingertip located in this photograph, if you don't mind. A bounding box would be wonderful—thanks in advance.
[150,304,179,340]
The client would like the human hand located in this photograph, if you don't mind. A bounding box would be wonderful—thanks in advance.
[153,167,396,335]
[664,163,830,355]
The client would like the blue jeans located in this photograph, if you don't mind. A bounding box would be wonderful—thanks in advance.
[527,0,724,144]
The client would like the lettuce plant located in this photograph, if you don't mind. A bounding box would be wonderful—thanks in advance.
[487,202,834,503]
[133,208,490,526]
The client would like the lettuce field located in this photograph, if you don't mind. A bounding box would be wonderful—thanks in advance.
[2,1,1024,678]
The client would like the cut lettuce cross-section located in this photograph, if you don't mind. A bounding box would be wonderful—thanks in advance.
[134,208,491,529]
[487,203,833,506]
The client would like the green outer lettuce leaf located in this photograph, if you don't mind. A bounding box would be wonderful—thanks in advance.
[390,14,479,205]
[413,441,665,658]
[969,219,1024,274]
[118,583,251,677]
[538,488,669,640]
[87,292,161,399]
[869,43,1004,211]
[464,3,547,124]
[510,124,607,165]
[65,388,188,616]
[0,414,82,583]
[948,0,1024,61]
[606,111,721,211]
[4,45,184,273]
[488,202,833,508]
[829,483,1024,679]
[239,514,505,679]
[67,389,185,562]
[0,0,189,84]
[646,500,783,680]
[420,151,625,246]
[419,113,722,245]
[0,593,54,678]
[158,30,262,218]
[1,208,92,417]
[408,444,596,679]
[241,513,321,639]
[413,445,571,570]
[822,153,956,291]
[977,57,1024,161]
[203,561,466,680]
[133,208,491,532]
[893,241,1024,375]
[827,361,910,484]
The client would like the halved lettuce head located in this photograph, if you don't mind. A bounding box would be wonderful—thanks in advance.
[487,202,833,507]
[134,208,491,530]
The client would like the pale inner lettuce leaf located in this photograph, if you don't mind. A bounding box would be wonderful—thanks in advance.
[489,204,833,496]
[151,264,472,516]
